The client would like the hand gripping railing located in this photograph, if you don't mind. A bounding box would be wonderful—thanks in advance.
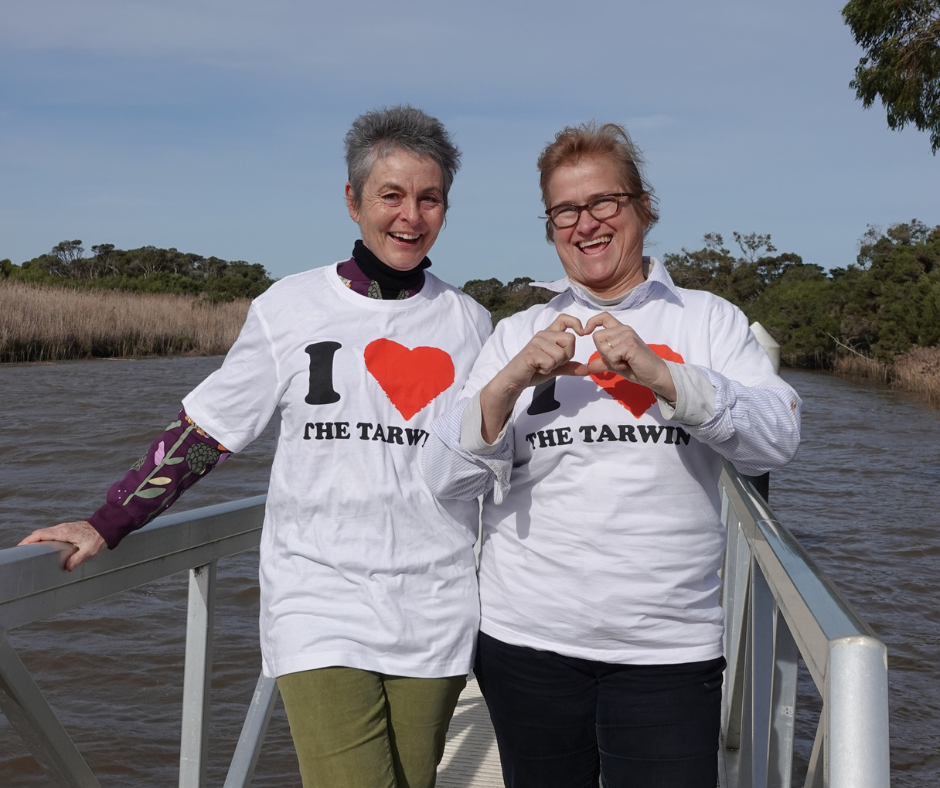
[718,464,890,788]
[0,496,278,788]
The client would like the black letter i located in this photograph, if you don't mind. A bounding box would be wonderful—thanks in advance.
[527,379,561,416]
[304,342,342,405]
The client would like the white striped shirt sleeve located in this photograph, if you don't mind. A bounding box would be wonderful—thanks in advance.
[654,359,802,475]
[679,366,802,476]
[423,397,516,504]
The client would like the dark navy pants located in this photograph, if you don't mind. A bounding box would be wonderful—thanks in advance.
[475,632,724,788]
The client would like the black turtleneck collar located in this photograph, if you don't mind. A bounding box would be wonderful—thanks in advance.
[353,240,431,298]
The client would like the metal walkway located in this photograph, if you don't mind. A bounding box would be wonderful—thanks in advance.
[1,464,891,788]
[438,674,503,787]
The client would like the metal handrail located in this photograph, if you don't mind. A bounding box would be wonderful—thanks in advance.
[0,497,269,788]
[718,464,890,788]
[0,497,265,630]
[1,470,891,788]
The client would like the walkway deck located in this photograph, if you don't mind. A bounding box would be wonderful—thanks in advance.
[438,674,503,787]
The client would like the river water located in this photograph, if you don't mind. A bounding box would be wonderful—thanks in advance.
[0,360,937,787]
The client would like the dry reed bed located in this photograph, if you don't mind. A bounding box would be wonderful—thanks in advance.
[5,282,940,407]
[891,346,940,405]
[833,346,940,406]
[0,281,249,362]
[832,353,890,383]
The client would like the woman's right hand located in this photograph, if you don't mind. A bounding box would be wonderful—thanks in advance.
[479,314,588,443]
[18,521,106,572]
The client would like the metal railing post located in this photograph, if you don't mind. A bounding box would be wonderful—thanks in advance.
[803,706,826,788]
[748,563,776,787]
[827,637,890,788]
[1,498,266,788]
[716,466,890,788]
[0,633,102,788]
[738,609,755,784]
[722,519,751,750]
[767,614,798,788]
[223,673,279,788]
[179,561,217,788]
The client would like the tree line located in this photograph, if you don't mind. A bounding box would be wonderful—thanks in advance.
[463,222,940,368]
[0,240,275,302]
[6,222,940,368]
[664,221,940,365]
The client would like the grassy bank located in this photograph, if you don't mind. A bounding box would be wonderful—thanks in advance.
[833,345,940,406]
[0,281,248,362]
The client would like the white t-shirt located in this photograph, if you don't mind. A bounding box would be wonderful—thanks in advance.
[426,260,801,665]
[184,264,493,678]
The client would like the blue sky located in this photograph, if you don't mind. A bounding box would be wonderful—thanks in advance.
[1,0,937,286]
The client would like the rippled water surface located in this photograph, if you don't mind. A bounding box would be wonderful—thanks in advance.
[0,357,293,786]
[1,361,938,786]
[770,370,940,787]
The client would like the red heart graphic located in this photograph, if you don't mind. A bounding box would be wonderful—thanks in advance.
[589,344,685,418]
[364,339,455,421]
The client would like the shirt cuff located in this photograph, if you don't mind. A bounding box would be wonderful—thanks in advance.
[87,502,138,550]
[460,390,510,455]
[680,366,737,444]
[655,361,716,425]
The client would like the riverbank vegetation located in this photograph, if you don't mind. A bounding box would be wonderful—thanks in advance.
[0,240,275,302]
[832,345,940,405]
[5,224,940,406]
[891,347,940,404]
[467,221,940,404]
[661,220,940,402]
[460,276,554,323]
[0,282,249,363]
[663,221,940,364]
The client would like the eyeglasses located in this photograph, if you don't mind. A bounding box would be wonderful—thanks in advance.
[542,193,636,229]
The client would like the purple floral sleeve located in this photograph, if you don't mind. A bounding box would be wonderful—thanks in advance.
[87,409,232,549]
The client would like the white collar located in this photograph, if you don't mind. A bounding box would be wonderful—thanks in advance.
[530,257,683,311]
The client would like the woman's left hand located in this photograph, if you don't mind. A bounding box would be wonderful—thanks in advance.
[584,312,678,403]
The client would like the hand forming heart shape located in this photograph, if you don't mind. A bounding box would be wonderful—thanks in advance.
[588,344,684,418]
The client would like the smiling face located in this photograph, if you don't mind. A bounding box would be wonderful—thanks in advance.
[546,155,649,298]
[346,149,446,271]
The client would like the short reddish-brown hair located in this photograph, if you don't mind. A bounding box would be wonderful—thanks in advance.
[537,122,659,243]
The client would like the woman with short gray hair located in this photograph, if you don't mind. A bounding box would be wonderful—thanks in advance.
[346,105,461,210]
[21,105,492,788]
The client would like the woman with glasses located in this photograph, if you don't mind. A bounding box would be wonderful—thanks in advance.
[424,122,801,788]
[20,106,492,788]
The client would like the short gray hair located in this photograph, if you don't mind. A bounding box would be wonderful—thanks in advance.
[344,105,461,211]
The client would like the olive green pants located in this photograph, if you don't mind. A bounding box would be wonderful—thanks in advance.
[277,667,466,788]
